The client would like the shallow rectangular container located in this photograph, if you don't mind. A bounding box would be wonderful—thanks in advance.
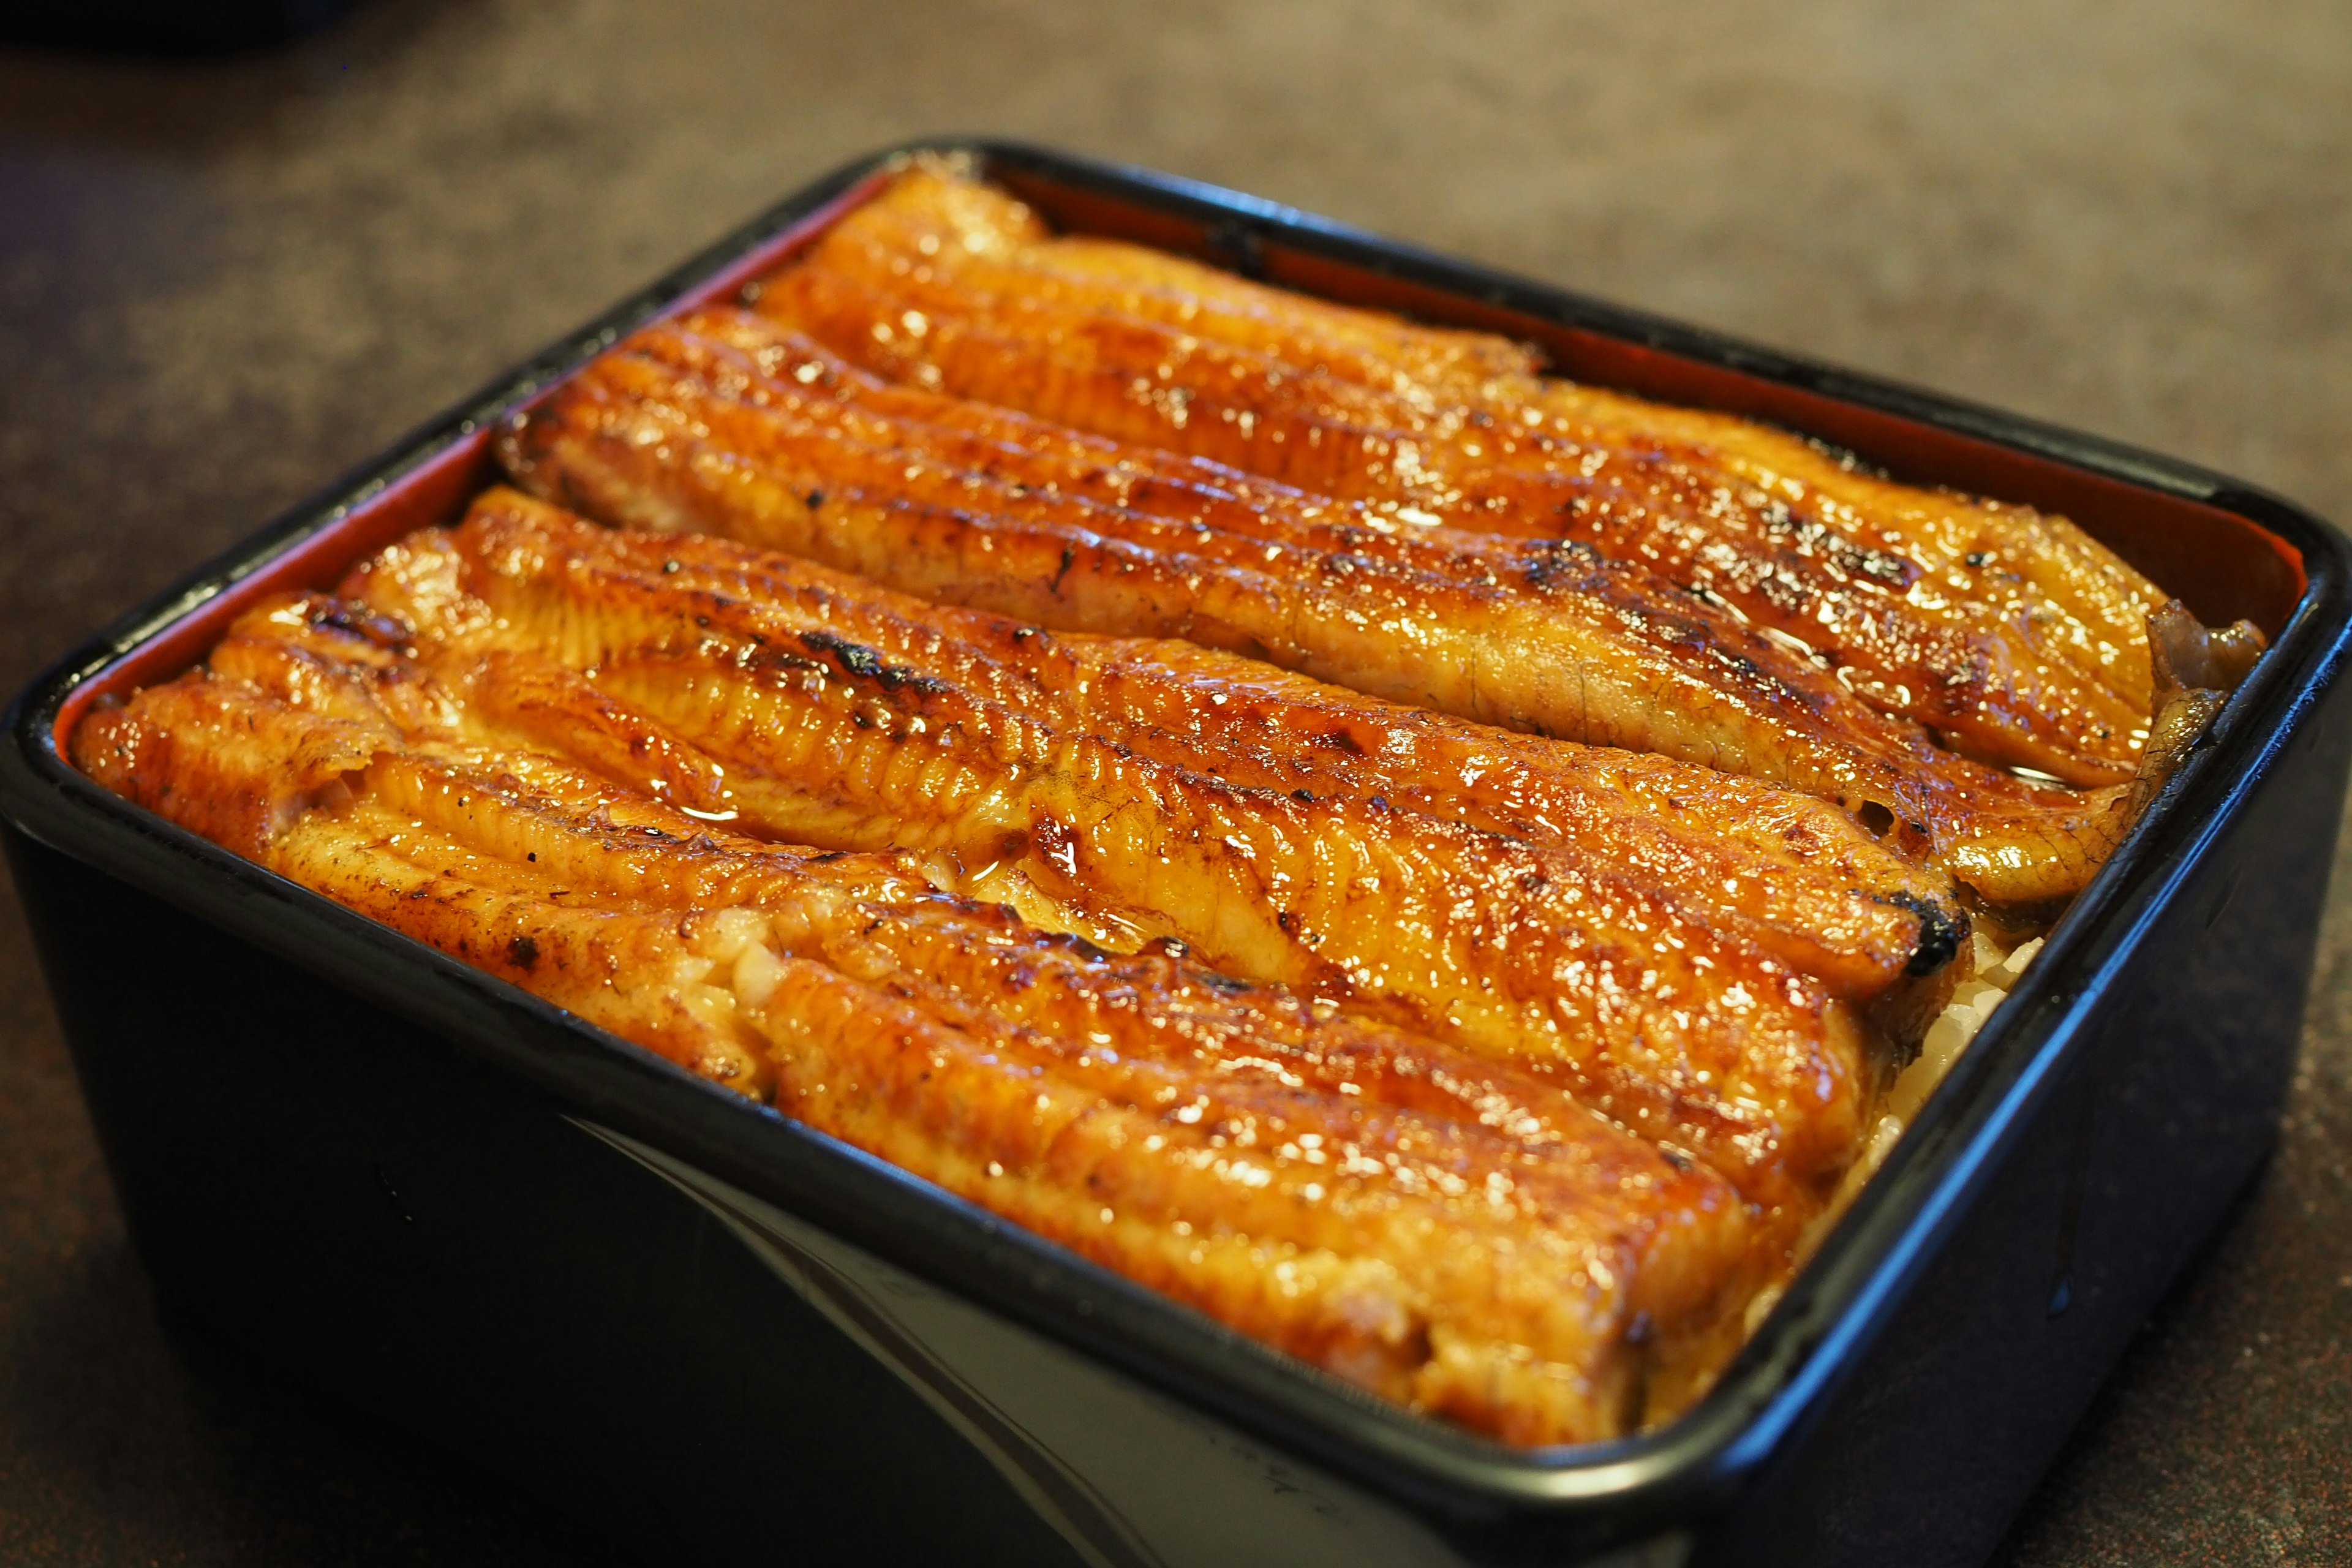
[6,141,2348,1568]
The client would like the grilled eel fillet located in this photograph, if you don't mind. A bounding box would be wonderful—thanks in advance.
[343,489,1894,1219]
[759,164,2259,789]
[73,592,1770,1446]
[445,486,1963,1001]
[503,305,2160,907]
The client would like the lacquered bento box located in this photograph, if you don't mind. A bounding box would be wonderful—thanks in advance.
[6,141,2345,1568]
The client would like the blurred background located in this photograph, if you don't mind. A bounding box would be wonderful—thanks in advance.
[1,2,2346,1562]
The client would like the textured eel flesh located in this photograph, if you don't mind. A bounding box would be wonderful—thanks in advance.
[503,305,2153,906]
[78,588,1777,1446]
[756,164,2216,790]
[340,488,1920,1220]
[456,485,1966,1000]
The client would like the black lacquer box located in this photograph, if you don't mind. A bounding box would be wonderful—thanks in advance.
[5,142,2345,1568]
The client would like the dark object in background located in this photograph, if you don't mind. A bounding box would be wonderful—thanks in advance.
[0,0,361,55]
[3,142,2347,1568]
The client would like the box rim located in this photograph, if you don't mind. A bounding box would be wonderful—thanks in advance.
[6,137,2349,1539]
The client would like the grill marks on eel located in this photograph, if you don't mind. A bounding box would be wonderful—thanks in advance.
[347,491,1879,1217]
[503,304,2141,905]
[459,483,1964,998]
[757,165,2173,788]
[75,591,1762,1447]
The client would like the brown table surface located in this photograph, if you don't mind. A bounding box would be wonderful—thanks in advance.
[2,2,2346,1562]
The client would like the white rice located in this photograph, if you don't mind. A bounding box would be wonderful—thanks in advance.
[1792,930,2049,1272]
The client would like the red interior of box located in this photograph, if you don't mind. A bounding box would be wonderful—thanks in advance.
[53,157,2310,762]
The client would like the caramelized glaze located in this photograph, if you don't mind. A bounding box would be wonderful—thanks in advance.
[506,306,2152,905]
[334,491,1908,1215]
[760,165,2174,787]
[79,579,1791,1446]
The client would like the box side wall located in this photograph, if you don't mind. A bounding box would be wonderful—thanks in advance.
[1689,656,2352,1568]
[6,827,1093,1568]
